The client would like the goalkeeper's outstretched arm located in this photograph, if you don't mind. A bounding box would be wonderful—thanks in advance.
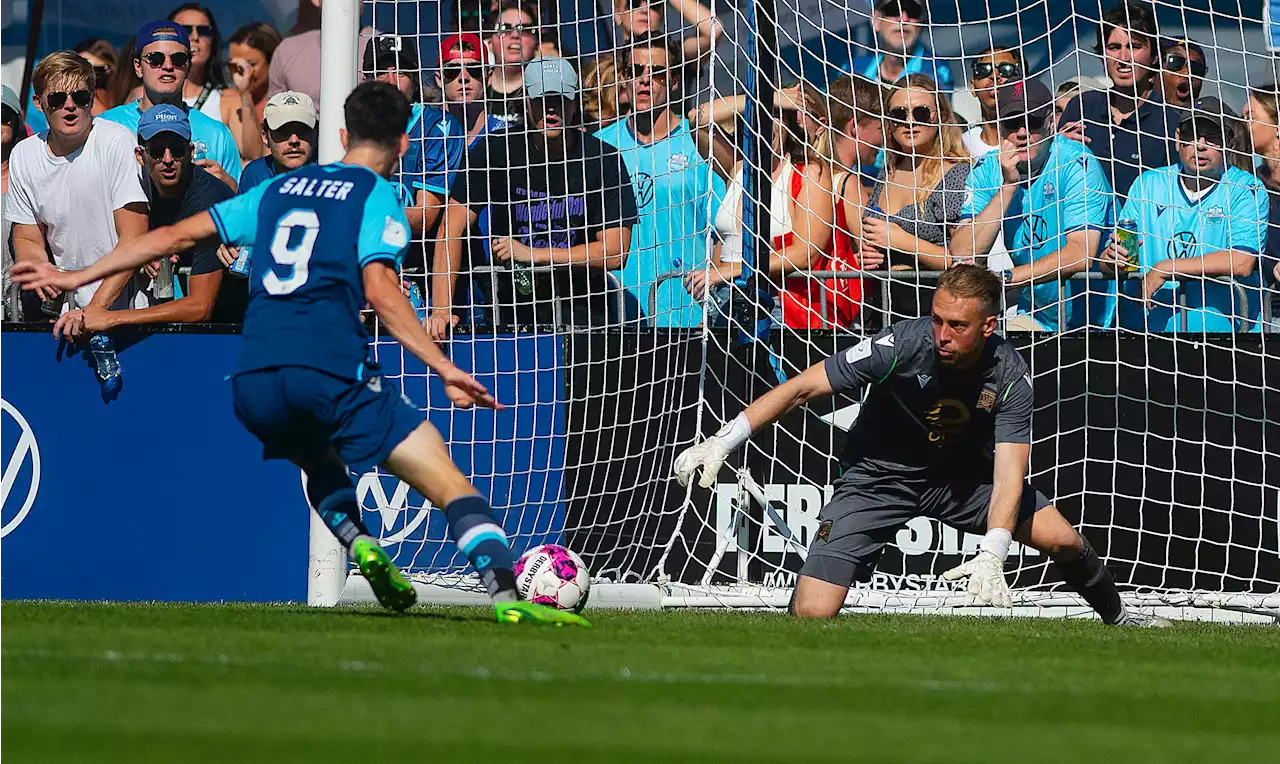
[674,363,835,488]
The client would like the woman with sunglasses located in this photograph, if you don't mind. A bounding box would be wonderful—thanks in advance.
[863,74,970,320]
[73,39,120,115]
[226,23,283,163]
[961,46,1023,159]
[166,4,232,121]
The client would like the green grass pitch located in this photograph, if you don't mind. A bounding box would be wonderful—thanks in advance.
[4,602,1278,763]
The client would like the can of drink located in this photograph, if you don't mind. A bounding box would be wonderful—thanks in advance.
[1113,219,1141,274]
[229,246,251,277]
[154,256,175,299]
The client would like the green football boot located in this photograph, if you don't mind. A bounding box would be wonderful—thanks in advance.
[351,537,416,612]
[495,601,592,627]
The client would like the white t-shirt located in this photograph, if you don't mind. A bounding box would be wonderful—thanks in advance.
[6,120,149,309]
[962,125,999,159]
[961,125,1016,276]
[716,160,796,263]
[184,87,223,122]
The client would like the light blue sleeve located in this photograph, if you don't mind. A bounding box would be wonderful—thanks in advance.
[414,112,466,197]
[208,182,269,246]
[959,156,997,220]
[358,180,411,268]
[208,121,243,182]
[1062,148,1113,232]
[1228,177,1268,255]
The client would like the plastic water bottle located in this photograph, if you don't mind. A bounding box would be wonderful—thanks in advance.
[153,257,175,299]
[88,334,122,400]
[512,262,534,296]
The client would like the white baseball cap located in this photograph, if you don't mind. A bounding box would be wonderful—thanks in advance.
[264,91,318,130]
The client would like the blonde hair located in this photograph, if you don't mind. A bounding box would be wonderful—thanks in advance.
[33,51,95,97]
[581,56,620,129]
[884,73,968,206]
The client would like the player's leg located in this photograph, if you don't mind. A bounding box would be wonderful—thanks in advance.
[1014,506,1170,627]
[293,448,417,612]
[790,471,921,618]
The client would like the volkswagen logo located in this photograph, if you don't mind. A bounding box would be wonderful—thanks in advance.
[1,399,41,538]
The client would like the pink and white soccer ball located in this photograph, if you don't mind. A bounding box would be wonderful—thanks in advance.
[514,544,590,613]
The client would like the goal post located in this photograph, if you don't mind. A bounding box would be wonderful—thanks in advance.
[314,1,1280,621]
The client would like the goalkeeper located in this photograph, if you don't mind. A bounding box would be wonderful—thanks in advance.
[674,265,1167,626]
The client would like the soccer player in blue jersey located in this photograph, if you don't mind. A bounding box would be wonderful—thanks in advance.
[11,81,588,627]
[952,79,1115,331]
[1100,98,1268,332]
[596,36,726,327]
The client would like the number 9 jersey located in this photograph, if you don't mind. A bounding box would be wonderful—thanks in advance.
[209,163,411,380]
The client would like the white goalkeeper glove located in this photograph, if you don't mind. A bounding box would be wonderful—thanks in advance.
[673,414,752,489]
[942,529,1013,608]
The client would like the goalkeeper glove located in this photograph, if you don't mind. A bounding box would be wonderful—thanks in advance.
[673,413,751,489]
[942,529,1013,608]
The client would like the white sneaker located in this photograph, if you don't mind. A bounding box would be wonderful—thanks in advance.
[1113,609,1173,628]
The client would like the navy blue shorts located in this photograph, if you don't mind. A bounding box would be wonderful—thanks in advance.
[231,366,423,473]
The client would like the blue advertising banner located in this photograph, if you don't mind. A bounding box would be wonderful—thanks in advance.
[1,328,568,601]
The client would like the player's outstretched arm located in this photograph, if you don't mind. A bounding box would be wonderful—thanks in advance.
[362,261,501,411]
[674,362,835,488]
[9,213,219,294]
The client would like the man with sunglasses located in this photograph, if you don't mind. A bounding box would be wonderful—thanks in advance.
[962,46,1025,159]
[56,105,240,334]
[239,92,318,193]
[610,0,722,101]
[438,33,506,145]
[1101,99,1267,333]
[100,21,241,190]
[954,79,1115,332]
[1155,38,1207,109]
[845,0,954,93]
[595,35,725,327]
[8,51,149,324]
[431,56,638,333]
[1056,1,1182,203]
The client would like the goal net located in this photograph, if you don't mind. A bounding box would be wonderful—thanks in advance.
[322,0,1280,621]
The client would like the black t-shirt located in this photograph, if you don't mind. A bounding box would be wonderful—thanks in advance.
[147,165,245,322]
[485,85,526,133]
[450,130,638,326]
[823,316,1034,480]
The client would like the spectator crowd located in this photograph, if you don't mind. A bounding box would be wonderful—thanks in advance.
[3,0,1280,335]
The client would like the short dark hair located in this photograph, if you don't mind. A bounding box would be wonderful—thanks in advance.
[937,264,1003,318]
[1094,1,1160,57]
[828,74,888,127]
[623,32,685,82]
[344,81,411,151]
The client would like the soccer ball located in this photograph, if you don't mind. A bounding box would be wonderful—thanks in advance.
[514,544,590,613]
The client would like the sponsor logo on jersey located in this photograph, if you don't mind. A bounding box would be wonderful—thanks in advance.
[1169,231,1197,259]
[924,398,971,443]
[633,172,656,208]
[1027,214,1049,247]
[1,399,40,538]
[977,387,997,413]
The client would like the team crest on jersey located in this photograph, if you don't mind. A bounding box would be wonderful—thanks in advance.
[1205,206,1225,224]
[1042,182,1056,201]
[669,152,690,171]
[816,520,832,543]
[978,387,997,413]
[845,338,872,364]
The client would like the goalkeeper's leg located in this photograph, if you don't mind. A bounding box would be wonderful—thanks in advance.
[382,422,589,626]
[1015,506,1169,627]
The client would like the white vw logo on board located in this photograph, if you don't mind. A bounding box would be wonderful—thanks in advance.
[1,399,42,538]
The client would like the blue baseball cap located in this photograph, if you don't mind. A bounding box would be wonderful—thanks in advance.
[138,104,191,141]
[136,20,190,51]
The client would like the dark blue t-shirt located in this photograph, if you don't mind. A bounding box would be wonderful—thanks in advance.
[239,155,319,193]
[209,162,410,379]
[1057,90,1183,202]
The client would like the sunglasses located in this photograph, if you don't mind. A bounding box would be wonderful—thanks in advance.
[972,61,1022,80]
[182,24,213,38]
[443,64,485,81]
[624,62,670,81]
[268,123,315,143]
[44,89,93,110]
[1178,120,1226,148]
[142,51,191,69]
[887,105,934,124]
[1000,113,1048,134]
[493,23,537,37]
[1163,53,1207,78]
[144,134,190,160]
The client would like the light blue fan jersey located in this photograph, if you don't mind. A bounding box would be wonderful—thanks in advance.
[209,162,410,378]
[961,135,1114,331]
[1114,164,1267,332]
[595,118,725,327]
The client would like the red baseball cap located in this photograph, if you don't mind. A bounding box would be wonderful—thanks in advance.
[439,33,490,67]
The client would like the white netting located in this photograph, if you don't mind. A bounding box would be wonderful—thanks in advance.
[340,0,1280,619]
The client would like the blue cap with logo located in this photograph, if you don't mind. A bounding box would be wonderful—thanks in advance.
[138,104,191,141]
[136,20,190,50]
